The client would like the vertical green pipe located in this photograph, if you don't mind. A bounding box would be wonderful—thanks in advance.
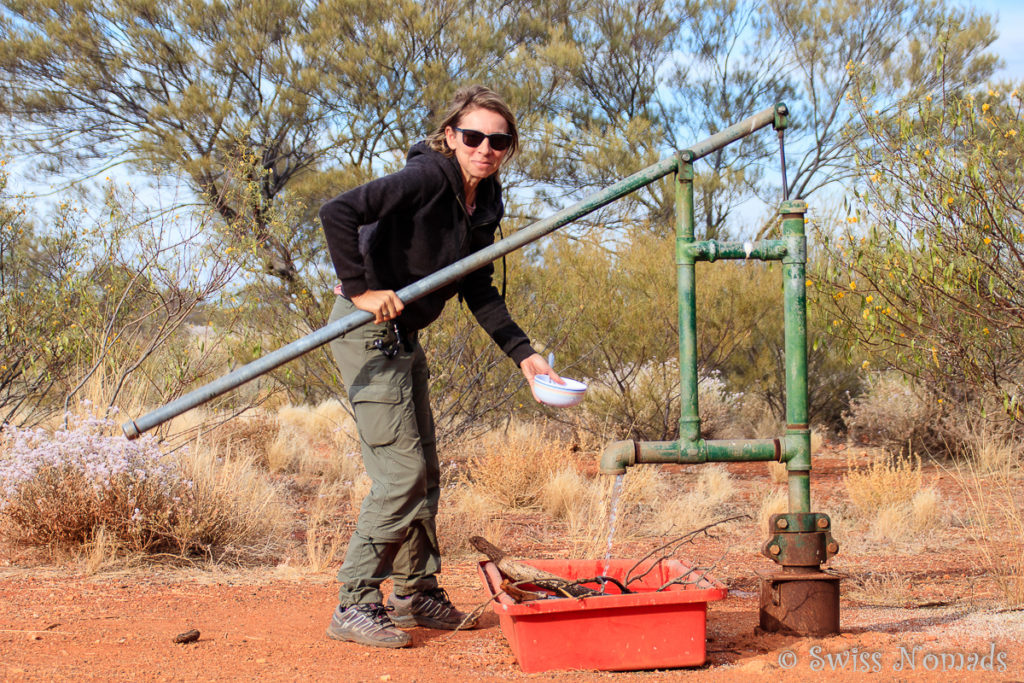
[781,200,811,514]
[676,159,700,443]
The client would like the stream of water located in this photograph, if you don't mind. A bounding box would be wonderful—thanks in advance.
[601,473,624,592]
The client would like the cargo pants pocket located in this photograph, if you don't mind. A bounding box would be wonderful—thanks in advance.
[349,383,404,447]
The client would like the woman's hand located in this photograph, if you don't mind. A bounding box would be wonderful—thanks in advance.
[350,289,405,324]
[519,353,563,403]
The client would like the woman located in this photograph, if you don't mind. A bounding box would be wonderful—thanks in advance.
[319,85,559,649]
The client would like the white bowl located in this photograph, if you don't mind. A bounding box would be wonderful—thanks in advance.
[533,374,587,407]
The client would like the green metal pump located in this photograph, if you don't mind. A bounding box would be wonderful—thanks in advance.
[124,102,840,636]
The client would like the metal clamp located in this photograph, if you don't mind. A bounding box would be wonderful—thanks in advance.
[762,512,839,567]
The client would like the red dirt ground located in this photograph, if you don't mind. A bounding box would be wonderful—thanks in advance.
[2,445,1023,682]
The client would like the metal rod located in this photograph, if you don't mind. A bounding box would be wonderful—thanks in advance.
[779,128,789,201]
[123,104,785,439]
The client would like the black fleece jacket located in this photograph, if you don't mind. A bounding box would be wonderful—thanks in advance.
[319,142,536,365]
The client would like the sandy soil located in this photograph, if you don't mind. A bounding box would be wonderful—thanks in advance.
[2,445,1022,682]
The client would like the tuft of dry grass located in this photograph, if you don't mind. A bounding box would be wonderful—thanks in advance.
[79,525,120,575]
[170,444,291,563]
[204,414,279,464]
[648,465,736,536]
[845,451,923,513]
[268,401,361,480]
[757,487,789,534]
[866,488,943,543]
[847,570,914,606]
[540,467,589,520]
[437,489,508,558]
[304,480,351,573]
[767,461,787,483]
[963,425,1021,474]
[461,421,564,509]
[951,458,1024,607]
[843,451,942,545]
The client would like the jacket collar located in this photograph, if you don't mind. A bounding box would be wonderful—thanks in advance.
[409,141,502,225]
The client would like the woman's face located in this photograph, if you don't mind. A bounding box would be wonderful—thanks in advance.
[445,106,510,186]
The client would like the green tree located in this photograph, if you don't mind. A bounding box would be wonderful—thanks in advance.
[818,78,1024,425]
[0,0,568,317]
[763,0,998,202]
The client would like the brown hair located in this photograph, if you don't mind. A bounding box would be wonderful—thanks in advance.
[426,85,519,162]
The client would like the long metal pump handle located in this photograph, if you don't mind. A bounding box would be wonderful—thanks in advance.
[122,103,789,439]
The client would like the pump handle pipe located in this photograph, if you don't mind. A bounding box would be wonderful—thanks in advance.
[122,103,789,439]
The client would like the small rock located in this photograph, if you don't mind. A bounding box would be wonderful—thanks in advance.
[737,658,776,674]
[173,629,201,644]
[380,676,391,682]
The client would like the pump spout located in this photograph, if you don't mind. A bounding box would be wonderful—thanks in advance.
[599,440,637,475]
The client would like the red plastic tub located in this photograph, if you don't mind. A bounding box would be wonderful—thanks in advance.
[477,558,728,673]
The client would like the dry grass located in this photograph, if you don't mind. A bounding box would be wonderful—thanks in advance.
[767,461,787,484]
[867,488,943,543]
[847,570,914,606]
[645,465,737,537]
[171,444,291,563]
[437,489,508,558]
[304,480,351,573]
[461,421,564,509]
[540,466,589,520]
[951,458,1024,607]
[78,525,121,575]
[963,425,1021,474]
[842,450,942,545]
[757,487,789,534]
[268,401,361,480]
[204,413,278,463]
[845,451,923,513]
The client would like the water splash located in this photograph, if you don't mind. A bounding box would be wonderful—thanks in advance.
[601,473,624,592]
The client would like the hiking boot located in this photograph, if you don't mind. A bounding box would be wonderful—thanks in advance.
[387,588,478,630]
[325,603,412,648]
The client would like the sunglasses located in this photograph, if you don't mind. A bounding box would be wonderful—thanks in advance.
[454,127,514,152]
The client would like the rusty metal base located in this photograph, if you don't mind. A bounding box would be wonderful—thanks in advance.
[758,570,841,636]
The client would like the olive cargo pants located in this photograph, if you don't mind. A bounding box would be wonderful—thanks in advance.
[328,296,440,606]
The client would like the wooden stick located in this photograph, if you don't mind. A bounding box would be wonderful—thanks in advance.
[470,536,598,598]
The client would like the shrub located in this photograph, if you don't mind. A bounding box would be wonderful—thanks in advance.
[0,414,183,550]
[821,85,1024,434]
[0,412,288,562]
[461,421,564,509]
[844,372,949,455]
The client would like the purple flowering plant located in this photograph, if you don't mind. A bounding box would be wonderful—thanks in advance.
[0,409,191,551]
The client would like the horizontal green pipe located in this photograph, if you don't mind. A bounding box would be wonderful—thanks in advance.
[678,239,787,264]
[600,437,788,473]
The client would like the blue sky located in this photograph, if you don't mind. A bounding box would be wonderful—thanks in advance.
[974,0,1024,81]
